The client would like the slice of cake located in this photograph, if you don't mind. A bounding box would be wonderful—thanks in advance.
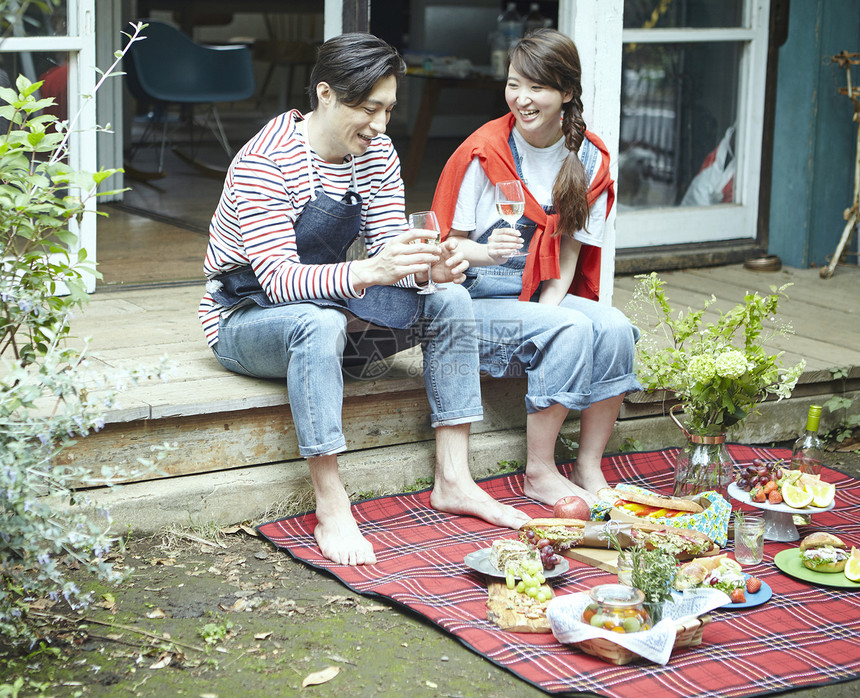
[489,538,540,576]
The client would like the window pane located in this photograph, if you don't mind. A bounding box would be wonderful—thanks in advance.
[624,0,743,30]
[618,41,741,210]
[0,51,70,123]
[3,1,68,37]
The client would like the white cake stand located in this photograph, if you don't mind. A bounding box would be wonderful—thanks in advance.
[727,482,835,542]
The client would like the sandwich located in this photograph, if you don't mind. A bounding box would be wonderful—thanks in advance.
[518,518,715,560]
[600,487,704,519]
[488,538,540,575]
[799,532,850,573]
[674,554,746,594]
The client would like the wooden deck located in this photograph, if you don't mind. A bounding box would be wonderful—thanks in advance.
[59,263,860,508]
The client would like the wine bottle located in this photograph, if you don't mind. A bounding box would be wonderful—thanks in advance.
[790,404,824,526]
[790,404,824,476]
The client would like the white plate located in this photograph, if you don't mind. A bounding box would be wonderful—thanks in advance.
[463,547,569,580]
[727,482,835,515]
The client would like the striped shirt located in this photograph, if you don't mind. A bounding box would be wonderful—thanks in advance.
[198,110,411,346]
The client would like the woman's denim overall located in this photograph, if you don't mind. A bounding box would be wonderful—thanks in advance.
[209,138,484,457]
[463,132,642,413]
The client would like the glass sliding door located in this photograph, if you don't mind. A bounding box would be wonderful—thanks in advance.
[615,0,770,249]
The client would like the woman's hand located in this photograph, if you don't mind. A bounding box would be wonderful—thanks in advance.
[486,227,523,263]
[351,229,439,289]
[429,237,469,284]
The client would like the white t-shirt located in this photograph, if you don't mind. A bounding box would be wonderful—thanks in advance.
[451,128,606,247]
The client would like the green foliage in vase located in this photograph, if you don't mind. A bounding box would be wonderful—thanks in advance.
[628,272,806,436]
[0,10,170,645]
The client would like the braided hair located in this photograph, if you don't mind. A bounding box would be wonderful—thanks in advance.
[508,29,589,236]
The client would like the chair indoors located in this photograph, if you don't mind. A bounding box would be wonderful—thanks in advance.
[252,13,320,113]
[124,19,255,179]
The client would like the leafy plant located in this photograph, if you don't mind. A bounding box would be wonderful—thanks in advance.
[199,619,234,646]
[608,530,676,622]
[628,272,805,435]
[823,368,860,444]
[0,13,170,645]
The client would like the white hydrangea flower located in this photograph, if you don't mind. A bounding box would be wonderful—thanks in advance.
[715,350,751,379]
[687,354,716,384]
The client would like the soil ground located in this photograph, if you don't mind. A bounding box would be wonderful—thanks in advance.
[3,442,860,698]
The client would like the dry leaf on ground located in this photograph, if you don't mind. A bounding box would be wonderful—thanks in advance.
[302,665,339,687]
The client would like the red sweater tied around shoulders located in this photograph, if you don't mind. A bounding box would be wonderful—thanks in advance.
[431,113,614,302]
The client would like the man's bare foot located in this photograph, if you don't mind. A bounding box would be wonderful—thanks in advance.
[314,508,377,566]
[570,462,609,495]
[524,463,597,507]
[430,477,530,530]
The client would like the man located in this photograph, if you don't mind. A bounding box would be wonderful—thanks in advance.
[199,34,529,566]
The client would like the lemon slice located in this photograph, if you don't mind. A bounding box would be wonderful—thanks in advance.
[782,482,814,509]
[845,552,860,583]
[805,480,836,508]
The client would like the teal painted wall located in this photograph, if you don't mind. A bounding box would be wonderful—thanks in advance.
[769,0,860,269]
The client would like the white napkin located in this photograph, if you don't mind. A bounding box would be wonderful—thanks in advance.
[546,588,729,665]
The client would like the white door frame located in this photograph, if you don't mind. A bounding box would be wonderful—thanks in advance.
[560,1,770,300]
[1,0,98,292]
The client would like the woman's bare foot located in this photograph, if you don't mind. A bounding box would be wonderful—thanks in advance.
[430,476,531,530]
[314,507,377,566]
[570,461,609,495]
[523,462,597,507]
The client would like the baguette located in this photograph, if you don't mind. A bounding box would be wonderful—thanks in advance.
[518,518,715,560]
[599,487,704,517]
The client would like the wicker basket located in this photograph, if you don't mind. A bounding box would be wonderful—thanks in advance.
[576,614,711,666]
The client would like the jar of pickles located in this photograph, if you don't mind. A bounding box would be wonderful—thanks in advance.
[581,584,651,633]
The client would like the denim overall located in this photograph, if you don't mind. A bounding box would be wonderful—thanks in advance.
[209,123,484,457]
[462,132,642,413]
[462,131,538,300]
[208,149,422,329]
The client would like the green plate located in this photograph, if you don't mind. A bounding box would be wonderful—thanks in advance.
[774,548,860,588]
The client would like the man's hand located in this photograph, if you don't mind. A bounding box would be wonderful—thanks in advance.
[486,227,523,263]
[351,228,440,290]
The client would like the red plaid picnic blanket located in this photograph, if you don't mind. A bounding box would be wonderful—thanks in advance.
[257,445,860,697]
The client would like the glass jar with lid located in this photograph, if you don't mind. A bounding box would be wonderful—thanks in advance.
[581,584,652,633]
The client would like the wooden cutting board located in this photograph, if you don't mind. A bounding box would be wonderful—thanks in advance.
[563,547,621,573]
[485,581,553,633]
[563,544,722,574]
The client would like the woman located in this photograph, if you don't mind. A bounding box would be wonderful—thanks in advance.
[200,34,530,567]
[432,29,641,507]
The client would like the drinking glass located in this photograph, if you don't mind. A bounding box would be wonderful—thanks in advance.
[494,180,526,258]
[408,210,443,295]
[734,514,765,565]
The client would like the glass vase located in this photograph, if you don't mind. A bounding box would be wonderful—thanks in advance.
[673,434,733,498]
[670,406,734,498]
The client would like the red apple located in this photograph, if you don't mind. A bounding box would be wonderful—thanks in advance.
[553,495,591,520]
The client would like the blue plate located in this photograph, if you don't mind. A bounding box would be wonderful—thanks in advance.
[721,574,773,609]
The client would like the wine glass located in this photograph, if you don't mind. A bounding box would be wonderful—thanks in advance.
[494,180,527,258]
[408,210,443,295]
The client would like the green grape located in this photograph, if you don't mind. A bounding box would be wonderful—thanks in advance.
[515,581,525,593]
[536,573,546,584]
[526,586,539,598]
[537,588,552,603]
[506,572,515,589]
[521,572,534,586]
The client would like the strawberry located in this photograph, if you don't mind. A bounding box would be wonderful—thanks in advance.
[730,588,746,604]
[746,577,762,594]
[752,487,767,503]
[763,481,778,494]
[768,489,783,504]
